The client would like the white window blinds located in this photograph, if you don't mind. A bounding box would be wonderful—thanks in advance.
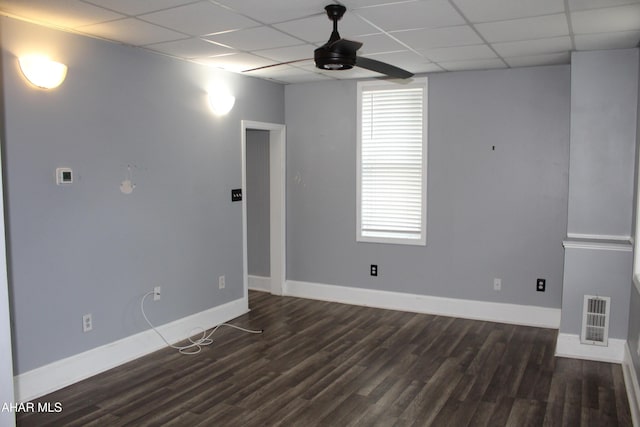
[357,80,427,245]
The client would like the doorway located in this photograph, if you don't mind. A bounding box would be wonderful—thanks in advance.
[241,121,286,299]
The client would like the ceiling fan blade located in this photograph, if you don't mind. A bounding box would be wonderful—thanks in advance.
[242,58,311,73]
[327,38,363,54]
[355,56,414,79]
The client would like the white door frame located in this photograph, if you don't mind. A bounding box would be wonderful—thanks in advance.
[241,120,286,298]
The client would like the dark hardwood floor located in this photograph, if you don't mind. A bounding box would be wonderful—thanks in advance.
[17,291,632,426]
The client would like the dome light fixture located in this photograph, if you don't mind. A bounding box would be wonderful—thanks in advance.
[18,55,68,89]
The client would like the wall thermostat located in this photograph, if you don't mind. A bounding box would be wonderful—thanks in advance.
[56,168,73,185]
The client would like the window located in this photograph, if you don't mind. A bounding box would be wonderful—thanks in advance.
[357,78,428,245]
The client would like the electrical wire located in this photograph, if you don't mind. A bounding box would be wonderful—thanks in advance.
[140,291,263,355]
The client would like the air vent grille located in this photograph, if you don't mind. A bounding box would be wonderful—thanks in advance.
[580,295,610,346]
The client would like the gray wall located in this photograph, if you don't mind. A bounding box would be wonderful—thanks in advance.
[627,48,640,393]
[246,129,270,277]
[285,65,570,308]
[561,246,632,338]
[1,17,284,374]
[560,49,638,339]
[568,50,638,238]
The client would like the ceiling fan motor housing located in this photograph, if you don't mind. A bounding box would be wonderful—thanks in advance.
[314,47,356,70]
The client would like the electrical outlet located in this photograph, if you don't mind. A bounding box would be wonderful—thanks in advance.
[82,313,92,332]
[370,264,378,277]
[536,278,546,292]
[219,275,225,289]
[493,278,502,291]
[153,286,161,301]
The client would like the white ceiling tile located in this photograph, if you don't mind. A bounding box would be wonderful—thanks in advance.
[253,44,315,62]
[81,0,196,16]
[356,33,407,55]
[204,27,302,51]
[272,72,334,84]
[492,36,572,57]
[571,4,640,34]
[439,58,507,71]
[362,50,432,70]
[390,25,482,50]
[77,18,187,45]
[145,38,235,58]
[412,63,446,73]
[568,0,640,12]
[476,14,569,43]
[194,52,276,72]
[214,0,328,24]
[354,0,465,32]
[422,44,497,62]
[341,0,421,9]
[139,1,259,36]
[4,0,639,83]
[273,13,379,44]
[245,64,312,78]
[503,51,570,67]
[329,67,382,79]
[0,0,124,28]
[452,0,565,23]
[574,30,640,49]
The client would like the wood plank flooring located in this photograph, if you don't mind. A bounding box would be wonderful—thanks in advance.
[17,291,633,426]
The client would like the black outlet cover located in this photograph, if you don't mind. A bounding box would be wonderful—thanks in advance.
[536,278,546,292]
[370,264,378,276]
[231,189,242,202]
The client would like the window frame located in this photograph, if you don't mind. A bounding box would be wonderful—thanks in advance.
[356,77,428,246]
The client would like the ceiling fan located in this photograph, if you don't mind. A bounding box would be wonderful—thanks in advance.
[243,4,414,79]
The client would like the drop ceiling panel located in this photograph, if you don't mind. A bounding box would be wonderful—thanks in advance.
[194,52,275,72]
[355,33,408,55]
[567,0,640,12]
[391,25,482,50]
[451,0,565,22]
[363,50,441,73]
[492,36,572,57]
[146,38,235,58]
[273,13,379,44]
[139,1,259,36]
[213,0,328,24]
[574,29,640,49]
[475,14,569,43]
[440,58,507,71]
[503,52,570,67]
[204,27,302,51]
[2,0,640,83]
[81,0,196,16]
[422,44,497,62]
[78,18,187,45]
[253,44,314,63]
[354,0,465,32]
[0,0,124,28]
[571,3,640,34]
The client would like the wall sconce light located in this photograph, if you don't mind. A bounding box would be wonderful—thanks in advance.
[208,84,235,115]
[18,55,68,89]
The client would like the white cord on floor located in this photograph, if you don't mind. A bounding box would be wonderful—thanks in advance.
[140,291,263,355]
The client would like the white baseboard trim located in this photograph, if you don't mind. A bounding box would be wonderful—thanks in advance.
[623,343,640,427]
[555,333,626,363]
[284,280,561,329]
[14,297,248,402]
[248,275,271,292]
